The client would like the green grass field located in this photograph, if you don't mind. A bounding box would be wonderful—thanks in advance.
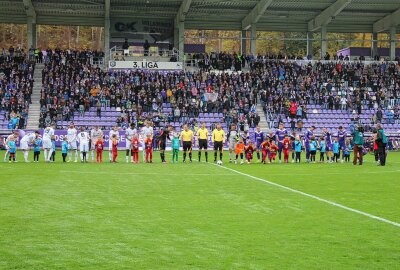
[0,150,399,269]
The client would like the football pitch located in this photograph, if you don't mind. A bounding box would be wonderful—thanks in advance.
[0,151,399,269]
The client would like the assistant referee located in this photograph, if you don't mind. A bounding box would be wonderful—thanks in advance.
[212,123,226,163]
[180,125,194,162]
[196,122,209,162]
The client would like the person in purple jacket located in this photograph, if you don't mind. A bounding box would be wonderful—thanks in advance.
[304,126,315,162]
[337,126,347,163]
[275,123,288,163]
[323,128,333,163]
[254,126,264,162]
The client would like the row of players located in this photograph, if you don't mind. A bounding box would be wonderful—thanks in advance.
[4,120,380,165]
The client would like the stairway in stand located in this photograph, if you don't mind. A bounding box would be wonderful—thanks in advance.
[256,101,270,132]
[26,63,44,130]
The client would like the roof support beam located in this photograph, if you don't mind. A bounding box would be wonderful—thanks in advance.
[175,0,192,25]
[23,0,37,48]
[242,0,273,30]
[104,0,110,63]
[23,0,36,22]
[308,0,352,32]
[373,8,400,33]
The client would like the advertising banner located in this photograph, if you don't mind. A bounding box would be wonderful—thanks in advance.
[3,129,227,150]
[110,18,174,44]
[109,60,183,70]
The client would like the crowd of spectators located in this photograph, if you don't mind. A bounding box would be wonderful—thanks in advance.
[24,48,400,135]
[0,48,35,129]
[38,49,104,128]
[185,52,303,71]
[252,60,400,129]
[39,50,263,130]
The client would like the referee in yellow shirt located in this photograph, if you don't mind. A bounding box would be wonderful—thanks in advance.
[180,124,194,162]
[196,122,209,162]
[212,123,226,163]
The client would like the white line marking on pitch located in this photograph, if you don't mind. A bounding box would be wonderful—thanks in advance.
[210,163,400,228]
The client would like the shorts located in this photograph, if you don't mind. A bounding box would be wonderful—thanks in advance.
[339,142,346,150]
[198,139,208,150]
[305,142,310,151]
[183,141,192,151]
[159,141,166,150]
[228,140,236,150]
[80,143,89,152]
[43,139,52,149]
[256,143,262,151]
[108,141,114,151]
[214,141,223,151]
[20,141,29,150]
[235,149,243,155]
[125,139,132,150]
[278,142,283,151]
[69,141,77,150]
[310,150,316,155]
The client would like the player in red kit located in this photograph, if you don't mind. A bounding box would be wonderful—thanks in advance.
[269,141,279,162]
[95,138,104,162]
[260,137,270,164]
[244,140,255,164]
[131,134,140,163]
[111,135,118,162]
[144,134,153,163]
[282,134,291,163]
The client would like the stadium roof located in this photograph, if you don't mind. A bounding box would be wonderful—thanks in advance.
[0,0,400,33]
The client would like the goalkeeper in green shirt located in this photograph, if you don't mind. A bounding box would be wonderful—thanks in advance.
[171,132,180,163]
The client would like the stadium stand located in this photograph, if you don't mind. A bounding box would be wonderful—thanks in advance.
[0,49,35,129]
[2,47,399,139]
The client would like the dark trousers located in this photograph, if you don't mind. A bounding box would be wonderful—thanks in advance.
[378,143,386,166]
[295,152,301,163]
[34,151,40,161]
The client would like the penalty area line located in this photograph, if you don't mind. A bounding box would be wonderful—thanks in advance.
[210,163,400,228]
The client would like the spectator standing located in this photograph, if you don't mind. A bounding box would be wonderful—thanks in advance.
[375,123,387,166]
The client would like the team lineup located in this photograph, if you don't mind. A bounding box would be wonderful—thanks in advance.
[3,120,386,166]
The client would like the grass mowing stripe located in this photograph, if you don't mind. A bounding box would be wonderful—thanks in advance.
[210,163,400,228]
[261,170,400,176]
[59,170,235,176]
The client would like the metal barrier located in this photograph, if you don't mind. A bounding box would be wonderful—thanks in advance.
[110,46,180,62]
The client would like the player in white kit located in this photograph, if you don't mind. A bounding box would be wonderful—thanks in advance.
[141,121,153,161]
[108,125,120,162]
[43,124,55,162]
[3,130,19,162]
[90,126,103,161]
[67,123,78,162]
[125,123,137,162]
[20,131,40,162]
[77,127,90,162]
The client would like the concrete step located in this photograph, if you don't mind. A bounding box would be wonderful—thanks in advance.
[256,100,269,130]
[26,64,44,130]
